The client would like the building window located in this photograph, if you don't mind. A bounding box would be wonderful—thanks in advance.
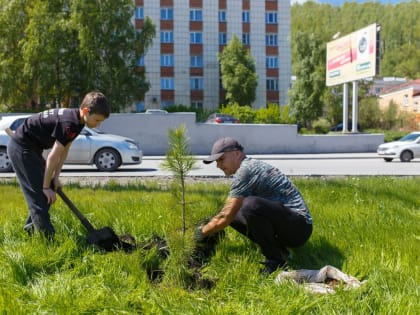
[137,56,145,67]
[219,10,226,22]
[135,7,144,19]
[242,33,250,45]
[190,77,204,90]
[190,55,203,68]
[161,78,174,90]
[242,11,250,23]
[160,31,174,43]
[160,8,173,20]
[161,54,174,67]
[266,34,278,46]
[190,9,203,21]
[266,78,279,91]
[266,56,278,69]
[191,101,203,109]
[265,12,277,24]
[403,95,409,106]
[190,32,203,44]
[219,33,227,45]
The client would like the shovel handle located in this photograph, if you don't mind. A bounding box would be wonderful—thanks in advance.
[56,188,95,232]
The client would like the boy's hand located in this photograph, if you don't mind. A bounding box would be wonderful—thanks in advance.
[43,188,57,204]
[52,177,62,191]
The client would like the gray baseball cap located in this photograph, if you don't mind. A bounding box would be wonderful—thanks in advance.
[203,137,243,164]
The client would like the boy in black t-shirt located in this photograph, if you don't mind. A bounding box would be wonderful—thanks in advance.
[8,91,110,238]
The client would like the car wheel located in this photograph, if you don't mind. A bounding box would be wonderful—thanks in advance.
[94,148,121,171]
[0,148,13,172]
[399,150,413,162]
[384,158,393,162]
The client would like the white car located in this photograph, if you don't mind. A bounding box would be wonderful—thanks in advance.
[0,114,142,172]
[377,132,420,162]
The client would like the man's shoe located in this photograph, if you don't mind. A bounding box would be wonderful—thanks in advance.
[261,259,287,275]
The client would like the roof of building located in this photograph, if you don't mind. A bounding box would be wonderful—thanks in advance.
[380,78,420,96]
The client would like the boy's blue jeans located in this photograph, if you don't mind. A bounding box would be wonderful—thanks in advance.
[7,139,55,237]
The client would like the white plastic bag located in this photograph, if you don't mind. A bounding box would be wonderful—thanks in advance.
[275,265,363,294]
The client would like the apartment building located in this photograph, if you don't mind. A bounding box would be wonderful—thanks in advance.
[379,78,420,126]
[134,0,291,111]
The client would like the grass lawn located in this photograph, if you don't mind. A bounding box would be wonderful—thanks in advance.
[0,177,419,314]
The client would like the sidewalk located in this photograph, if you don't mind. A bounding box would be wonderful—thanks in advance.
[143,153,379,160]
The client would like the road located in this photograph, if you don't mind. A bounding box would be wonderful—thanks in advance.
[1,153,419,181]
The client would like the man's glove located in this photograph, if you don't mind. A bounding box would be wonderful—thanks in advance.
[194,225,205,243]
[189,224,226,269]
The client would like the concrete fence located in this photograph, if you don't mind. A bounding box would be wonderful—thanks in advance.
[100,113,384,155]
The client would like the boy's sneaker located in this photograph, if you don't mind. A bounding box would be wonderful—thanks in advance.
[260,259,287,275]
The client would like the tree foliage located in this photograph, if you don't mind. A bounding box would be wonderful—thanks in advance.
[291,1,420,79]
[218,35,258,106]
[290,1,420,127]
[160,124,196,235]
[0,0,155,112]
[288,31,326,127]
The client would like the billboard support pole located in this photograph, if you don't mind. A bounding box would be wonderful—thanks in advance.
[352,81,358,133]
[342,83,349,133]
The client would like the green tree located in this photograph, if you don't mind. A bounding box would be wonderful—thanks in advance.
[0,0,156,112]
[71,0,155,111]
[218,35,258,106]
[288,31,326,127]
[358,97,381,130]
[0,0,32,108]
[291,1,420,79]
[324,87,343,126]
[161,124,196,235]
[381,100,399,130]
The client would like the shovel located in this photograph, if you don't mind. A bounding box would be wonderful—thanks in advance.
[56,188,136,252]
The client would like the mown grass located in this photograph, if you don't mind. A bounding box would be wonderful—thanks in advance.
[0,177,419,314]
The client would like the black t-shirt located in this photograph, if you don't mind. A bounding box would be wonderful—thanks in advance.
[12,108,84,154]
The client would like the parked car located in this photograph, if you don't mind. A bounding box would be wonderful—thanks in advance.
[205,113,240,124]
[0,114,142,172]
[330,120,361,132]
[377,131,420,162]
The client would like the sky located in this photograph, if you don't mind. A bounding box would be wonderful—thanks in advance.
[291,0,406,5]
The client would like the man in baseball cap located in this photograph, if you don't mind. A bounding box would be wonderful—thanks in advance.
[194,137,313,275]
[203,137,244,165]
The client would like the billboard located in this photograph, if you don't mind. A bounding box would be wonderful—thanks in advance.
[326,23,381,86]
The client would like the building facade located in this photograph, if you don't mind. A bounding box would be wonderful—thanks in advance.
[134,0,291,111]
[378,79,420,126]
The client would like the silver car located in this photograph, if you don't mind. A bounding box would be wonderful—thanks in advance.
[0,114,142,172]
[377,132,420,162]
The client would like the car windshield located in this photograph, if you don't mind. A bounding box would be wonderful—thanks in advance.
[399,133,420,142]
[0,116,28,130]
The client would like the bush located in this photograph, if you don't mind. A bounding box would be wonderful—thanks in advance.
[220,103,255,123]
[312,118,330,134]
[254,104,281,124]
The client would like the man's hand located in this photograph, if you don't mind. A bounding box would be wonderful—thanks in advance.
[194,225,205,243]
[189,223,226,269]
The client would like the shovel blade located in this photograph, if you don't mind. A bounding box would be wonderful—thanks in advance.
[86,227,136,252]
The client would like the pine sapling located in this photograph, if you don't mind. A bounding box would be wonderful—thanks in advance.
[161,124,196,235]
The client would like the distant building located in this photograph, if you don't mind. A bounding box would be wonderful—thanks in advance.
[367,77,407,96]
[134,0,291,110]
[378,78,420,126]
